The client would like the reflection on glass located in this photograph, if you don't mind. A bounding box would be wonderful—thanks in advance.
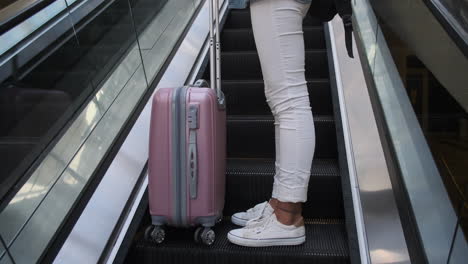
[0,0,152,200]
[128,0,169,36]
[134,0,196,83]
[0,3,79,201]
[0,1,70,56]
[353,0,379,67]
[0,254,14,264]
[449,204,468,262]
[0,236,5,260]
[434,0,468,35]
[0,1,19,9]
[0,0,148,242]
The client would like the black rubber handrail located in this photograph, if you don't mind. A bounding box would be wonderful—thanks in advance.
[0,0,55,35]
[423,0,468,58]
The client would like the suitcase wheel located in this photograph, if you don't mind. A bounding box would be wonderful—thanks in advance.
[145,225,165,244]
[194,227,215,246]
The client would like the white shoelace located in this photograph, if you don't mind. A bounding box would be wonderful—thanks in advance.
[246,202,266,215]
[245,203,273,228]
[251,215,274,234]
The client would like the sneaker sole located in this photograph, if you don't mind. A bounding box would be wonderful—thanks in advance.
[231,215,248,227]
[227,232,306,247]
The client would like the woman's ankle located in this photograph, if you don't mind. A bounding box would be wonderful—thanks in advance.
[269,198,303,226]
[269,198,279,210]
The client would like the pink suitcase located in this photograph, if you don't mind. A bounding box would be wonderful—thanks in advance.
[146,0,226,246]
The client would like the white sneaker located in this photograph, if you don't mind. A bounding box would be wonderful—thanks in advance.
[227,213,306,247]
[231,201,273,227]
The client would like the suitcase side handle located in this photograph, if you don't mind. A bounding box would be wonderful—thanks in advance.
[188,104,199,199]
[189,136,198,199]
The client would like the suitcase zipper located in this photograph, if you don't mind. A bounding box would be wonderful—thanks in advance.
[171,86,181,226]
[179,87,187,227]
[172,86,188,227]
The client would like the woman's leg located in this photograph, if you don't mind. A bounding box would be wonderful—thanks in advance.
[227,0,315,246]
[251,0,315,222]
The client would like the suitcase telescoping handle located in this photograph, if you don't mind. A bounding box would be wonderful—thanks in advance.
[209,0,221,98]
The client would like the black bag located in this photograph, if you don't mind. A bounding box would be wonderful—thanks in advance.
[308,0,354,58]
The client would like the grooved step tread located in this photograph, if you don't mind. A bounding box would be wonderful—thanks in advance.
[224,9,323,29]
[226,158,340,177]
[207,50,329,80]
[227,115,338,159]
[127,220,349,264]
[227,115,334,122]
[222,50,327,55]
[221,27,326,51]
[222,79,330,84]
[224,158,344,218]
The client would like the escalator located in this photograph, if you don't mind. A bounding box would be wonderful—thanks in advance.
[123,8,353,264]
[371,0,468,253]
[3,0,466,262]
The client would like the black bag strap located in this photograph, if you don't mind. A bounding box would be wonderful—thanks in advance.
[342,14,354,58]
[334,0,354,58]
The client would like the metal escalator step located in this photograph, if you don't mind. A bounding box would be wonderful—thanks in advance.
[225,158,344,218]
[78,7,129,28]
[0,138,39,181]
[23,70,95,98]
[222,79,333,116]
[76,23,134,49]
[126,219,349,264]
[221,27,326,52]
[227,115,338,159]
[129,0,169,32]
[206,51,329,80]
[224,9,323,29]
[26,21,133,91]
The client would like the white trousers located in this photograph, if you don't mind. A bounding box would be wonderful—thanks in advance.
[250,0,315,203]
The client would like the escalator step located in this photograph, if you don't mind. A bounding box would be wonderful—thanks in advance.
[76,6,129,28]
[23,71,95,98]
[221,27,326,52]
[227,115,337,159]
[222,79,333,116]
[225,158,344,218]
[76,21,134,46]
[205,51,329,80]
[126,219,349,264]
[77,23,134,49]
[224,9,323,29]
[0,138,38,181]
[129,0,169,33]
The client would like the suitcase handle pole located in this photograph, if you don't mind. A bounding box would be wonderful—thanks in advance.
[209,0,221,99]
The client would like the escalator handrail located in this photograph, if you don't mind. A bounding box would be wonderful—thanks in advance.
[353,0,468,262]
[423,0,468,58]
[0,0,56,35]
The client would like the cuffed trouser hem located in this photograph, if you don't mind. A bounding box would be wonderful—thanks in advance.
[272,182,308,203]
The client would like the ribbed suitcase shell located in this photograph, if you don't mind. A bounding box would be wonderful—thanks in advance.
[148,85,226,227]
